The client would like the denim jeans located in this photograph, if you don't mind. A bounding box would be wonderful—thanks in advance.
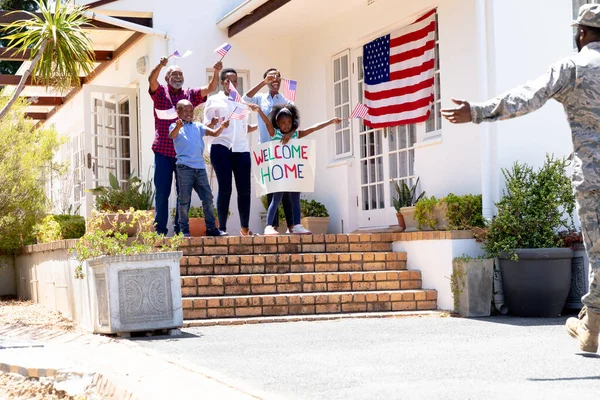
[267,192,294,228]
[176,164,216,234]
[210,144,251,231]
[154,152,180,235]
[267,192,301,227]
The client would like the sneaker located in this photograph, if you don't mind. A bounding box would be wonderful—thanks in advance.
[291,225,312,235]
[218,230,229,236]
[205,228,221,237]
[264,225,279,235]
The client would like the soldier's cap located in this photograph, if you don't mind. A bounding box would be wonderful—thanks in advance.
[572,4,600,29]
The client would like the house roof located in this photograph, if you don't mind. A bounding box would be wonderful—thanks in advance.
[218,0,366,39]
[0,6,151,123]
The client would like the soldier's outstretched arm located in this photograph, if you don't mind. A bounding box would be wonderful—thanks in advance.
[442,59,576,124]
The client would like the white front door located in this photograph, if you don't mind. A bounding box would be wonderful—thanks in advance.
[82,85,139,217]
[351,48,419,229]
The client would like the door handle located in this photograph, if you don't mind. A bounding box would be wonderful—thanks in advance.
[87,153,92,169]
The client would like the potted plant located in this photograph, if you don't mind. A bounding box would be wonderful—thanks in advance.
[393,178,425,231]
[88,171,155,236]
[171,206,216,237]
[482,155,576,317]
[300,199,330,234]
[558,230,588,310]
[74,209,184,335]
[450,255,494,317]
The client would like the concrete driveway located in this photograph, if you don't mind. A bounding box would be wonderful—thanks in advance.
[135,314,600,399]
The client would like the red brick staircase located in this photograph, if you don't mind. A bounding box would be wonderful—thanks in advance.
[178,233,437,324]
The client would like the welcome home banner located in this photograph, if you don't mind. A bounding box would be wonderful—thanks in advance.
[252,139,316,196]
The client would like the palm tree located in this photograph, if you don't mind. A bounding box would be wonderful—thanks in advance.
[0,0,95,120]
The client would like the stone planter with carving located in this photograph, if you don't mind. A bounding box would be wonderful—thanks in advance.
[87,251,183,334]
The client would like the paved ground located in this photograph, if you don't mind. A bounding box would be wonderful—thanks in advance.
[136,314,600,400]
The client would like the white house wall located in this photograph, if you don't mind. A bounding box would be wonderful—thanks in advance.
[285,0,484,233]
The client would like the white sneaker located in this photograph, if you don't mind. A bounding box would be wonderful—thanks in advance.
[264,225,279,235]
[218,230,228,236]
[291,225,312,235]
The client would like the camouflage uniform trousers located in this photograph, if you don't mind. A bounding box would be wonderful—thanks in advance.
[576,190,600,314]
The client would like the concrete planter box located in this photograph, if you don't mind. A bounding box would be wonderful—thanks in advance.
[87,251,183,334]
[301,217,330,234]
[400,206,418,232]
[452,258,494,317]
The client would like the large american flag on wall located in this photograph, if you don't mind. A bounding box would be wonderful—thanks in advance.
[363,9,436,128]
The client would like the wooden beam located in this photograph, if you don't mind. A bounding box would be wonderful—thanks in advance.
[0,75,85,86]
[0,11,152,30]
[43,32,145,124]
[228,0,292,38]
[24,96,63,106]
[0,48,113,61]
[84,0,121,9]
[25,112,47,120]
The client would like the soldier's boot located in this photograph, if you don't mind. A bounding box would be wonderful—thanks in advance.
[566,306,600,353]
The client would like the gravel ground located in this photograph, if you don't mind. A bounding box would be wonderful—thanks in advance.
[0,372,80,400]
[0,302,100,399]
[0,301,80,332]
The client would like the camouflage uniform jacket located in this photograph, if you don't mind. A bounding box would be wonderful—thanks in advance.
[471,41,600,191]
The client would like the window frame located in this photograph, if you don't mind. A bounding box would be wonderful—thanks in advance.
[331,50,353,160]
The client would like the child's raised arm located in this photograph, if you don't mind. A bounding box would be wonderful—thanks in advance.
[169,119,184,139]
[247,103,275,137]
[298,117,342,138]
[206,119,230,137]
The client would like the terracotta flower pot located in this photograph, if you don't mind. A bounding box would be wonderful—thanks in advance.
[189,218,206,237]
[396,212,406,231]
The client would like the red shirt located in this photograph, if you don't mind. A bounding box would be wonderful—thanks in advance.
[150,85,207,158]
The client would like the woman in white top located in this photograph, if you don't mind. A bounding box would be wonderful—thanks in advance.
[204,68,257,236]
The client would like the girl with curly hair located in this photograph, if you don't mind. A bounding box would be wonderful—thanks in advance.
[249,103,341,235]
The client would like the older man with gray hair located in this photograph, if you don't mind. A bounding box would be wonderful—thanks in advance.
[441,4,600,353]
[148,56,222,236]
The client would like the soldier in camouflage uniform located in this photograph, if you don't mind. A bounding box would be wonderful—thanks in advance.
[441,4,600,353]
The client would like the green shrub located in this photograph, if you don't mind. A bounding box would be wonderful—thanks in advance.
[483,155,575,260]
[300,199,329,218]
[414,196,438,230]
[0,97,63,251]
[444,194,485,230]
[34,215,85,243]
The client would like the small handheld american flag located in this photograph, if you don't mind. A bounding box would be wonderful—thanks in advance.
[228,82,242,103]
[349,103,369,119]
[281,79,297,102]
[229,106,248,121]
[214,43,232,58]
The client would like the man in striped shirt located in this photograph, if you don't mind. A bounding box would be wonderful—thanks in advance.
[148,56,222,235]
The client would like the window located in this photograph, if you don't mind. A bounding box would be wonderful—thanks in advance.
[425,12,442,135]
[388,125,417,203]
[332,50,352,158]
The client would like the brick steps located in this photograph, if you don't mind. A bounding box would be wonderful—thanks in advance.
[183,310,443,327]
[176,233,437,322]
[176,233,394,256]
[181,270,422,296]
[182,289,438,319]
[179,252,406,276]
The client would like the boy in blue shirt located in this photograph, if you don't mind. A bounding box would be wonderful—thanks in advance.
[170,99,229,237]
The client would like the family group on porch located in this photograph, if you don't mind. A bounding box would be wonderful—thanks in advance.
[149,56,340,238]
